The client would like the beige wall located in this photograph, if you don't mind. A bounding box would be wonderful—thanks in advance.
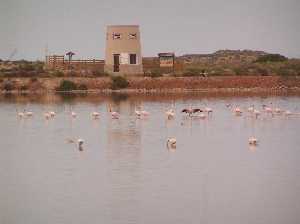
[104,25,143,75]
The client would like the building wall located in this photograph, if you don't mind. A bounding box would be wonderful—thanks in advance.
[105,25,143,75]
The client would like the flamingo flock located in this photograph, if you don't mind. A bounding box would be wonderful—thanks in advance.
[15,101,299,150]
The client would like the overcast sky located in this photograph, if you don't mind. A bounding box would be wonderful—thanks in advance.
[1,0,299,60]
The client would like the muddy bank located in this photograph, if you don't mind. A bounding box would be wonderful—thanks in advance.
[1,76,300,94]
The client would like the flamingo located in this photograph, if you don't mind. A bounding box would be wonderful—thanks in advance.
[167,138,176,148]
[16,109,25,118]
[262,105,273,113]
[44,112,51,120]
[247,105,254,113]
[49,111,56,117]
[234,107,242,116]
[274,107,282,114]
[166,109,175,119]
[24,110,33,117]
[91,112,100,119]
[249,137,258,145]
[182,108,203,116]
[204,107,213,114]
[108,105,119,119]
[66,138,84,151]
[135,106,149,117]
[253,109,260,118]
[71,111,77,118]
[284,110,292,116]
[141,110,150,116]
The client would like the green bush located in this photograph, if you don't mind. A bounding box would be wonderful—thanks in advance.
[92,70,109,77]
[256,54,287,63]
[183,68,207,77]
[111,76,129,89]
[53,70,64,77]
[77,84,88,91]
[20,85,28,91]
[3,81,14,91]
[56,80,77,91]
[30,77,38,82]
[147,69,163,78]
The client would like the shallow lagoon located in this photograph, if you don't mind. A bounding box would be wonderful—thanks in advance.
[1,93,300,224]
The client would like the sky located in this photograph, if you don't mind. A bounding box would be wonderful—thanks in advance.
[1,0,300,60]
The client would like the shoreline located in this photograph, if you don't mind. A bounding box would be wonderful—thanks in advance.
[1,76,300,95]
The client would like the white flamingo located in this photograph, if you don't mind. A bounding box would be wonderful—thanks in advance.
[49,111,56,117]
[91,112,100,119]
[135,106,149,118]
[204,107,213,114]
[167,138,176,148]
[234,107,242,116]
[66,138,84,151]
[247,105,254,113]
[166,109,175,119]
[284,110,292,116]
[253,109,260,118]
[262,105,273,113]
[44,112,51,120]
[71,111,77,118]
[16,109,25,118]
[108,105,119,119]
[274,107,282,114]
[249,137,258,145]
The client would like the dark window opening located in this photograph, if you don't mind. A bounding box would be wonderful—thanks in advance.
[129,33,137,39]
[130,54,137,64]
[113,33,121,39]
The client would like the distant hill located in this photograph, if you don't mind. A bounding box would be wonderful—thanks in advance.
[180,50,268,65]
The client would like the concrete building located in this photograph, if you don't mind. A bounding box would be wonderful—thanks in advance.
[104,25,143,75]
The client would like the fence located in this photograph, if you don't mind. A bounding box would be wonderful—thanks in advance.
[45,55,105,71]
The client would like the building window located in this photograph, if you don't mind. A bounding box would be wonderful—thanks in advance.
[113,33,121,39]
[129,33,137,39]
[130,54,137,64]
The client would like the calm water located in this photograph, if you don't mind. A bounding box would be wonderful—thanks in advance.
[1,93,300,224]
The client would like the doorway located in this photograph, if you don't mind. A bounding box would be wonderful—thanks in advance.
[113,54,120,72]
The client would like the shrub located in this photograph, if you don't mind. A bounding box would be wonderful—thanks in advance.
[256,54,287,63]
[92,70,109,77]
[56,80,77,91]
[20,85,28,91]
[110,76,129,90]
[53,70,64,77]
[3,81,14,91]
[77,84,88,91]
[144,69,163,78]
[30,77,38,82]
[183,68,207,77]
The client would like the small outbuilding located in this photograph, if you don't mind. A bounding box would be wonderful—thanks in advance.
[158,53,175,68]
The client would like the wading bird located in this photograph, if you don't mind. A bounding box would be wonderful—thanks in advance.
[166,109,175,119]
[91,112,100,119]
[108,105,119,119]
[181,108,203,116]
[249,137,258,146]
[234,107,243,116]
[49,111,56,117]
[204,107,213,115]
[71,111,77,118]
[66,138,84,151]
[167,138,176,148]
[16,109,25,118]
